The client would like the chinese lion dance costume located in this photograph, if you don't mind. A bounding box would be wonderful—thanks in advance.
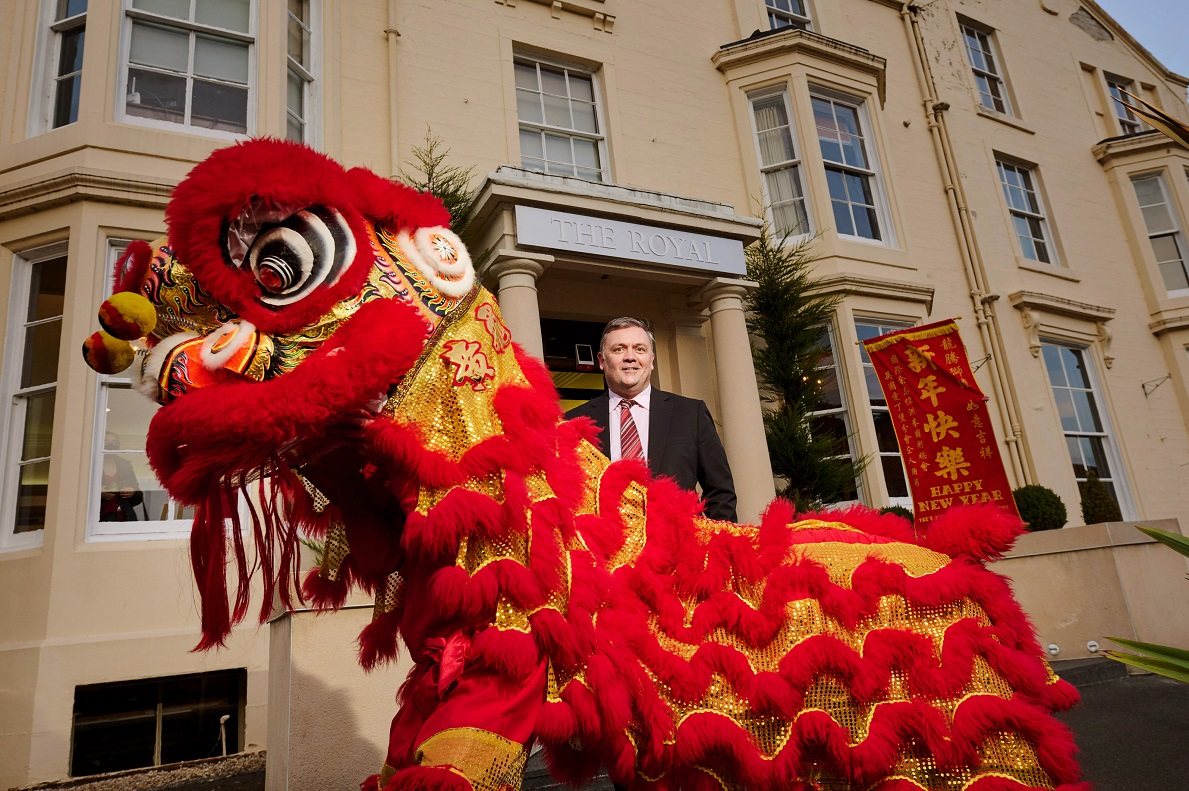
[82,140,1087,791]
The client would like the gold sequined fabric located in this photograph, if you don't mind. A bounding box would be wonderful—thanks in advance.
[320,522,350,583]
[373,571,405,617]
[414,727,528,791]
[384,288,530,462]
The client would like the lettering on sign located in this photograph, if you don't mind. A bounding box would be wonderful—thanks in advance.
[515,206,747,276]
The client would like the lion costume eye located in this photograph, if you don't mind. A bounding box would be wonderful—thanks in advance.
[229,203,356,308]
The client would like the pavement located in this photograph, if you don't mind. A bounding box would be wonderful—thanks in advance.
[1053,660,1189,791]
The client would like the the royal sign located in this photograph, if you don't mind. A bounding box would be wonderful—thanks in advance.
[862,320,1020,525]
[514,206,747,276]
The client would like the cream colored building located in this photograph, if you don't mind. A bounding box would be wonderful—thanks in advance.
[3,0,1189,787]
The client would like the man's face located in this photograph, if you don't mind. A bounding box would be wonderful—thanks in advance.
[599,325,655,399]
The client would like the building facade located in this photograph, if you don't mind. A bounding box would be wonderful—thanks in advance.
[2,0,1189,786]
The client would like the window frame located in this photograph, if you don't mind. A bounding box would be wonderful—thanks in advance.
[748,87,813,239]
[513,53,609,182]
[996,156,1058,266]
[1105,74,1145,136]
[765,0,813,31]
[71,668,247,777]
[959,18,1013,116]
[116,0,257,139]
[809,86,892,246]
[1130,170,1189,297]
[1039,340,1134,520]
[87,240,194,542]
[854,317,913,508]
[1,242,69,551]
[285,0,319,145]
[29,0,89,135]
[808,322,862,505]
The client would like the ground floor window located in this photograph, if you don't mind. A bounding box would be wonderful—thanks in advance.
[855,319,911,504]
[1040,342,1127,512]
[809,324,860,503]
[71,669,246,777]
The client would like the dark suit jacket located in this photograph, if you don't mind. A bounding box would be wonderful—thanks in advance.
[566,389,737,522]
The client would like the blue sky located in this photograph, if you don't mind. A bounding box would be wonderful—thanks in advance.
[1094,0,1189,81]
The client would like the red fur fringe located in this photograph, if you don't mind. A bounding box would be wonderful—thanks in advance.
[149,297,427,648]
[114,240,153,294]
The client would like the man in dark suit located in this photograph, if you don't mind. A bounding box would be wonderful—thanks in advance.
[565,317,737,522]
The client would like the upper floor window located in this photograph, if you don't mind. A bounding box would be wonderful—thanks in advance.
[30,0,88,134]
[515,57,606,181]
[1132,172,1188,294]
[960,20,1011,115]
[121,0,253,135]
[286,0,315,143]
[812,90,883,241]
[2,246,67,550]
[1041,342,1129,516]
[750,91,810,237]
[1106,75,1144,136]
[51,1,87,127]
[766,0,811,31]
[996,158,1055,264]
[855,319,911,506]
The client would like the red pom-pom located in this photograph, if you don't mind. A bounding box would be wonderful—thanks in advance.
[82,330,135,374]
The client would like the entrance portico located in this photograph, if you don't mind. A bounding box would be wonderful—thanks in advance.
[470,168,775,520]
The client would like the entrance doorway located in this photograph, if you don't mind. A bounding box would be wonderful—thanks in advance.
[541,318,606,412]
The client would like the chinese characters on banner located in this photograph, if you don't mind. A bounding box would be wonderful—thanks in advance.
[861,319,1019,525]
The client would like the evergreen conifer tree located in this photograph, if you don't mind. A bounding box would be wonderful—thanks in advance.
[745,229,866,510]
[398,130,479,239]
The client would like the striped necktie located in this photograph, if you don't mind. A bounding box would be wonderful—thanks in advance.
[619,399,643,461]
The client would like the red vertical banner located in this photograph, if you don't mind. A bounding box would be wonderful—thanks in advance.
[862,319,1019,525]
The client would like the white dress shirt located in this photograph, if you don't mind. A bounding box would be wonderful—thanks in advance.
[608,386,651,461]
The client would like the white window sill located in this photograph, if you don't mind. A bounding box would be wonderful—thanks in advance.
[1019,261,1080,282]
[116,114,252,143]
[87,528,192,544]
[975,107,1035,135]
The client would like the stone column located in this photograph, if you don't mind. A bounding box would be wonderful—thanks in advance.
[487,257,547,360]
[697,278,775,522]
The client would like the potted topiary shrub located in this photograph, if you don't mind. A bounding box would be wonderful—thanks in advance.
[1079,470,1122,525]
[1012,485,1067,531]
[879,505,914,522]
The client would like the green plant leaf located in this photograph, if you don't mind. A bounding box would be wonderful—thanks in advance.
[1136,526,1189,558]
[1106,636,1189,664]
[1105,651,1189,683]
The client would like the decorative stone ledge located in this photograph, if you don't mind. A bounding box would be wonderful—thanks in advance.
[809,273,934,312]
[1003,518,1178,559]
[713,27,887,104]
[0,168,176,218]
[1008,290,1116,365]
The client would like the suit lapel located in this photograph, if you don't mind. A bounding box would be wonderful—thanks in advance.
[648,389,673,464]
[589,393,611,451]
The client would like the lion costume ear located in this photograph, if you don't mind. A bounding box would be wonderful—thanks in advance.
[395,226,475,297]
